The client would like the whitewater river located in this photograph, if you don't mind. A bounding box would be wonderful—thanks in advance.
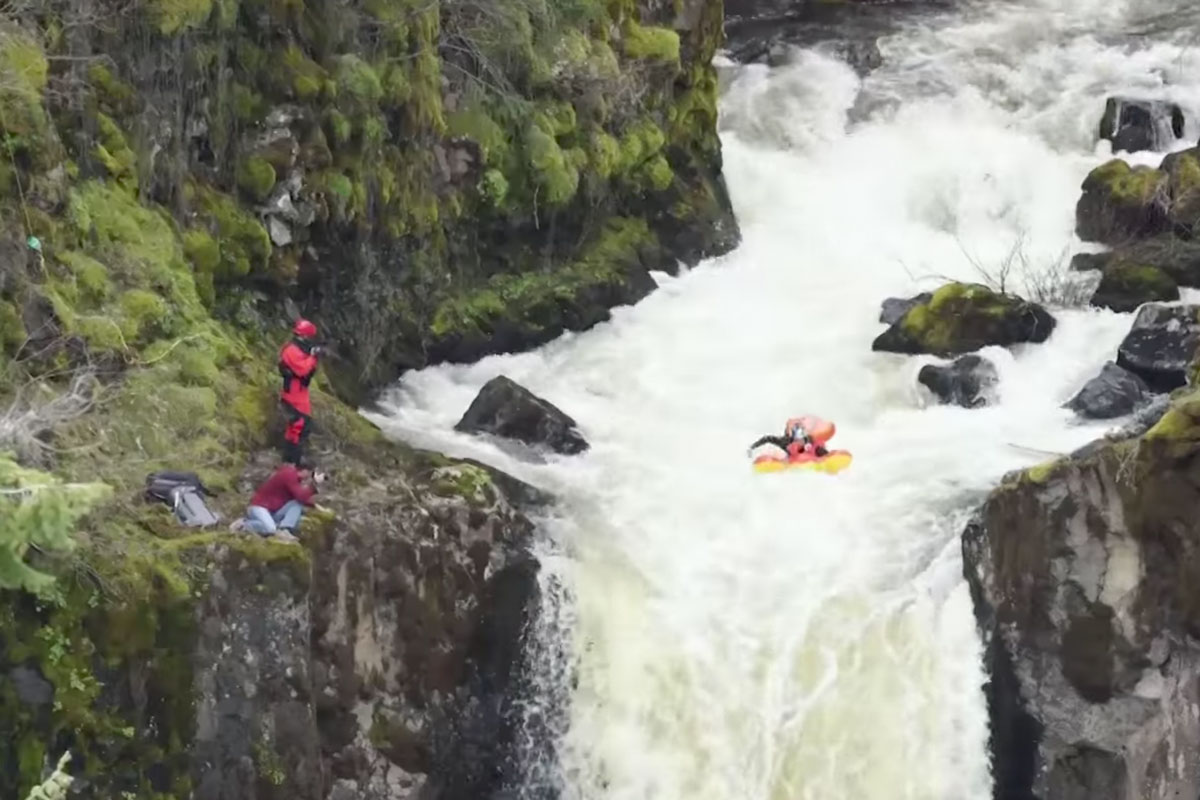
[367,1,1200,797]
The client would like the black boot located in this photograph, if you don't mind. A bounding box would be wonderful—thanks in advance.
[281,440,301,464]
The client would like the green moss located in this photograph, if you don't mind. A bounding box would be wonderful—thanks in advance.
[431,464,494,502]
[1092,263,1178,311]
[281,45,327,100]
[525,122,579,206]
[192,186,272,281]
[58,251,112,306]
[430,216,654,341]
[0,299,26,354]
[182,229,220,274]
[479,169,509,207]
[1085,159,1165,205]
[1025,458,1064,484]
[118,289,169,343]
[149,0,214,34]
[76,315,128,353]
[622,24,681,65]
[636,153,674,192]
[588,129,621,178]
[334,55,383,107]
[231,83,266,123]
[87,63,137,116]
[1144,394,1200,442]
[447,108,508,164]
[325,109,352,146]
[616,118,666,174]
[236,157,277,202]
[0,27,48,94]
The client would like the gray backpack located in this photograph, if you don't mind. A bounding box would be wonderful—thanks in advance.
[144,471,221,528]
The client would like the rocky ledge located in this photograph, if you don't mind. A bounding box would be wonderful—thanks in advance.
[962,383,1200,800]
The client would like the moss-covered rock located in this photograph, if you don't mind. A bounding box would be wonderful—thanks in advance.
[1075,158,1169,245]
[872,282,1057,356]
[1163,147,1200,234]
[426,217,659,364]
[1089,262,1179,312]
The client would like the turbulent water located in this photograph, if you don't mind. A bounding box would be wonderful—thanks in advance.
[368,1,1200,797]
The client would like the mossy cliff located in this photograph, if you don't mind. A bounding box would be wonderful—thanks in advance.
[2,0,739,401]
[0,1,682,794]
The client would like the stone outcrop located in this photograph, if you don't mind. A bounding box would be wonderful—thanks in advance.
[1115,303,1200,392]
[1065,362,1151,420]
[963,391,1200,800]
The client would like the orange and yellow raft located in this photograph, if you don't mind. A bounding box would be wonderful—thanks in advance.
[752,449,853,475]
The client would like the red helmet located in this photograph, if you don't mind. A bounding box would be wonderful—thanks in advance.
[293,318,317,338]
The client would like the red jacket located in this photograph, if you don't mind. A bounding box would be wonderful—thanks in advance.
[250,464,316,512]
[279,340,318,415]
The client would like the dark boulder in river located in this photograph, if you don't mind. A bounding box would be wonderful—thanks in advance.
[456,376,590,455]
[1099,96,1185,154]
[918,354,997,408]
[1115,303,1200,392]
[872,282,1056,356]
[1064,362,1151,420]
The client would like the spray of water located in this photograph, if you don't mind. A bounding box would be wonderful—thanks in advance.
[368,1,1200,797]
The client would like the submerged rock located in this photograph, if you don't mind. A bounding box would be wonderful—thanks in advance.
[962,396,1200,800]
[1115,302,1200,391]
[1065,362,1151,419]
[872,282,1056,356]
[1099,96,1185,154]
[917,354,998,408]
[1075,159,1169,245]
[879,292,932,326]
[456,375,589,455]
[1089,262,1178,312]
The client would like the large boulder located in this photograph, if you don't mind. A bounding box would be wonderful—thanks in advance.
[1075,159,1169,245]
[917,354,998,408]
[879,292,932,325]
[1099,97,1185,154]
[1077,235,1200,288]
[871,282,1056,356]
[1162,147,1200,234]
[1089,262,1178,312]
[1115,303,1200,392]
[962,395,1200,800]
[456,375,589,455]
[1065,362,1151,419]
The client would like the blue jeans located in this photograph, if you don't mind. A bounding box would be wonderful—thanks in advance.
[245,500,304,535]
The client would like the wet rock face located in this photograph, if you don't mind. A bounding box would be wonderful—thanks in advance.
[1115,303,1200,392]
[307,460,546,800]
[456,375,590,455]
[917,354,997,408]
[1099,97,1186,154]
[961,433,1200,800]
[192,545,322,800]
[1065,362,1151,420]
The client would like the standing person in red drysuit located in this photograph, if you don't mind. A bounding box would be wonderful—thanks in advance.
[279,318,322,464]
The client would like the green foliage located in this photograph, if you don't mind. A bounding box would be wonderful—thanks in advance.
[149,0,214,35]
[231,83,266,123]
[236,156,277,201]
[636,153,674,192]
[447,108,509,164]
[0,455,110,595]
[57,252,112,306]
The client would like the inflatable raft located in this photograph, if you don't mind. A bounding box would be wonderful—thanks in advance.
[752,449,853,475]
